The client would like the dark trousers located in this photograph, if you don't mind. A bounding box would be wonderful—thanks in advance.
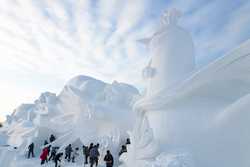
[72,156,75,163]
[90,157,94,167]
[41,159,46,165]
[55,160,60,167]
[96,157,99,166]
[28,150,34,158]
[65,153,71,162]
[84,154,89,164]
[49,153,55,161]
[106,164,113,167]
[90,157,98,167]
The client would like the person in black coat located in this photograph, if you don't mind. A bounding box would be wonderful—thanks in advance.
[50,134,56,143]
[89,143,94,152]
[44,140,49,145]
[89,145,100,167]
[126,138,131,145]
[83,145,89,164]
[65,144,73,162]
[54,152,63,167]
[49,147,58,161]
[47,145,52,157]
[119,145,127,156]
[28,142,35,158]
[104,150,114,167]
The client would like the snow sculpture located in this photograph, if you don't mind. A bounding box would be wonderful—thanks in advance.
[122,9,250,167]
[142,8,195,96]
[0,75,139,166]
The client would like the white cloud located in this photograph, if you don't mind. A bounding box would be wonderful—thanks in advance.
[0,0,154,119]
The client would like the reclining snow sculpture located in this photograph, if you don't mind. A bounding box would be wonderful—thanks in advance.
[1,75,139,165]
[121,9,250,167]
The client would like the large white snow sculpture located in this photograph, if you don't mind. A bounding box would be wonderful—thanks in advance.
[0,75,139,165]
[121,9,250,167]
[142,8,195,96]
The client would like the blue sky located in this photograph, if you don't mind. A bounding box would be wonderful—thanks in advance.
[0,0,250,121]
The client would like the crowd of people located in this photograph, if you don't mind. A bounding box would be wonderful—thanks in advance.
[27,134,131,167]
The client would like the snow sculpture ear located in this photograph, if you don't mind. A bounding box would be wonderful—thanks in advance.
[161,8,182,26]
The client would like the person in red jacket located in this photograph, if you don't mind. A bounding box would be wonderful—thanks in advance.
[40,147,49,165]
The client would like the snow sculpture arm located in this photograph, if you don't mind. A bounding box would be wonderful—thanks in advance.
[142,60,156,79]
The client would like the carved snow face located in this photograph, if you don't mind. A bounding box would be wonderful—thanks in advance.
[161,8,182,26]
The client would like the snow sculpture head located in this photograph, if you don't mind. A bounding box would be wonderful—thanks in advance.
[143,9,195,95]
[161,8,181,26]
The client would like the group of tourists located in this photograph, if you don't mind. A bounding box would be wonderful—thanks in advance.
[27,134,131,167]
[82,143,101,167]
[27,141,55,161]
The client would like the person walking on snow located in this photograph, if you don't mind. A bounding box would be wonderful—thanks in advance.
[50,134,56,143]
[54,152,63,167]
[27,142,35,158]
[65,144,73,162]
[89,145,100,167]
[83,145,89,164]
[126,138,131,145]
[49,146,58,161]
[40,147,49,165]
[104,150,114,167]
[89,143,94,152]
[119,145,127,156]
[47,145,52,158]
[44,140,49,145]
[87,143,94,164]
